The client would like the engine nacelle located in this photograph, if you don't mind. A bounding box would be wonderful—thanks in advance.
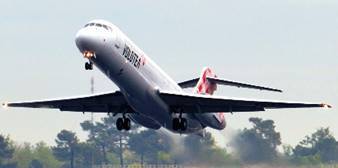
[194,113,226,130]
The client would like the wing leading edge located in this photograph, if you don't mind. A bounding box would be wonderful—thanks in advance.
[159,91,331,113]
[3,91,132,113]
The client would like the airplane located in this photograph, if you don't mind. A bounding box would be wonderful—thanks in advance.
[2,19,331,134]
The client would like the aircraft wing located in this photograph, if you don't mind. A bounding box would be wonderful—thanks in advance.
[159,91,331,113]
[3,91,132,113]
[178,77,282,92]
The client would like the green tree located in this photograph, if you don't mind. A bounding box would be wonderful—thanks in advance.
[12,143,34,168]
[182,131,215,165]
[128,129,171,164]
[12,142,61,168]
[81,115,139,166]
[232,117,281,163]
[293,127,338,164]
[182,132,235,166]
[33,142,61,168]
[52,130,79,168]
[81,118,121,165]
[29,159,43,168]
[0,135,16,167]
[74,142,105,168]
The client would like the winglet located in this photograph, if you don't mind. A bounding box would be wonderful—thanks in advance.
[320,103,332,108]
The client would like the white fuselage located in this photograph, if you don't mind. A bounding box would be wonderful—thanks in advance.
[75,20,224,133]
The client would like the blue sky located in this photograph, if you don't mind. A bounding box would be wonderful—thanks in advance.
[0,0,337,147]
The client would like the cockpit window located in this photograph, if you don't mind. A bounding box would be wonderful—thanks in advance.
[84,22,113,32]
[102,25,109,30]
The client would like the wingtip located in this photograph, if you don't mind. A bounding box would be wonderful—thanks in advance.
[2,102,8,109]
[321,103,332,108]
[271,89,283,93]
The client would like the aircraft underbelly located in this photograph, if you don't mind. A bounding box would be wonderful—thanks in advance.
[129,113,161,129]
[91,47,167,122]
[92,42,204,134]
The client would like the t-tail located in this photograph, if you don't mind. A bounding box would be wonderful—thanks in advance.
[195,67,218,95]
[193,67,226,130]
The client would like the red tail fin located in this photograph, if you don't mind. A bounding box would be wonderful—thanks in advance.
[195,67,217,95]
[195,67,225,126]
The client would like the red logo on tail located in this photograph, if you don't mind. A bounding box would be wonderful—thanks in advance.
[195,67,225,124]
[195,67,217,95]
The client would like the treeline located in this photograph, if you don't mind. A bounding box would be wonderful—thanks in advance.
[0,116,337,168]
[231,118,338,166]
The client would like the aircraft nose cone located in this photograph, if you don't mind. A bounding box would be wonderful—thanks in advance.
[75,29,98,52]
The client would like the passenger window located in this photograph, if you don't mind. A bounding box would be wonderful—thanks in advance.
[96,24,102,27]
[103,25,109,30]
[90,23,95,26]
[84,24,89,27]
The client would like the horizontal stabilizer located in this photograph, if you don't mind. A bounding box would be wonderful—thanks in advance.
[178,77,282,93]
[178,78,200,88]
